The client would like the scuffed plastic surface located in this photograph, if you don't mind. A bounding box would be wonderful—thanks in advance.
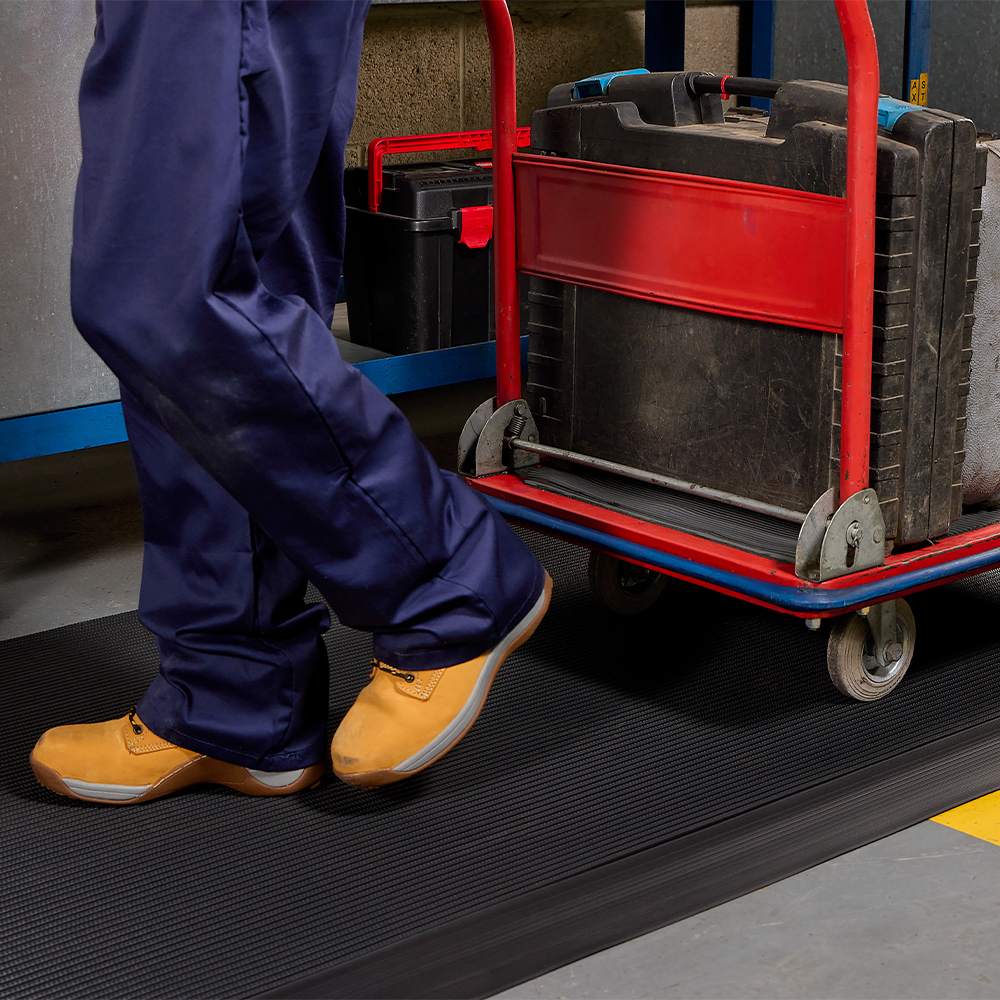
[964,141,1000,505]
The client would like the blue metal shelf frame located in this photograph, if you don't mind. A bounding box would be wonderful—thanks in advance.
[749,0,775,111]
[644,0,686,72]
[902,0,931,106]
[0,337,528,463]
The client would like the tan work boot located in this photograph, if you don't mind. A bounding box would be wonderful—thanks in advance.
[331,572,552,788]
[30,711,324,805]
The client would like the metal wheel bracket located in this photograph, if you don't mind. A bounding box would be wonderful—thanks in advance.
[795,487,886,582]
[457,398,540,477]
[867,599,901,669]
[827,597,915,702]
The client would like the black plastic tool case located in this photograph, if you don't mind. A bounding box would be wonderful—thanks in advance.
[344,160,495,354]
[524,72,985,547]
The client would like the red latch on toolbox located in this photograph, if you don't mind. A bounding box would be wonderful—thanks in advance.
[459,205,494,249]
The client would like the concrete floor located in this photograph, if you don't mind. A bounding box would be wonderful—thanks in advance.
[498,821,1000,1000]
[3,392,1000,999]
[0,443,144,639]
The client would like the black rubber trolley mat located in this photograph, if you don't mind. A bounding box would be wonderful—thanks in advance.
[3,528,1000,1000]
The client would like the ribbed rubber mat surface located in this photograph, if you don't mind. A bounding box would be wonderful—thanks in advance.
[948,506,1000,535]
[2,528,1000,999]
[522,466,801,561]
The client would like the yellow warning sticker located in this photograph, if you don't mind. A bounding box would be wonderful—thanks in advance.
[932,788,1000,846]
[909,74,929,107]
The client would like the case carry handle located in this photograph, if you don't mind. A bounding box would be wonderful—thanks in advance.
[367,129,531,213]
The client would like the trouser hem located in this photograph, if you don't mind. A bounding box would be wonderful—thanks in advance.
[371,561,548,672]
[136,702,327,772]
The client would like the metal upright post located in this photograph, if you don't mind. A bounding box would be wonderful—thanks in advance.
[644,0,686,72]
[834,0,879,505]
[480,0,520,407]
[749,0,775,110]
[902,0,931,105]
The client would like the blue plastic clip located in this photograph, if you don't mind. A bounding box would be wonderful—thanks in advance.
[877,97,917,132]
[573,68,650,100]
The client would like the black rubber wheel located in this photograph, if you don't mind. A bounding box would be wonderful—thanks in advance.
[587,550,668,615]
[826,599,916,702]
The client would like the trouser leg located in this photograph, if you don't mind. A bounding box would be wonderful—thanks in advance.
[122,12,351,766]
[123,386,330,769]
[72,1,545,677]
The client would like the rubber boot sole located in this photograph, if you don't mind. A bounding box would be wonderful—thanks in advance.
[335,572,553,789]
[29,753,325,806]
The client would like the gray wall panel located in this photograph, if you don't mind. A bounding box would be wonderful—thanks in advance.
[773,0,906,100]
[931,2,1000,135]
[0,1,118,421]
[772,1,1000,134]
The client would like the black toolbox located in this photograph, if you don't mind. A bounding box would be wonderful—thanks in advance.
[524,71,986,548]
[343,160,495,354]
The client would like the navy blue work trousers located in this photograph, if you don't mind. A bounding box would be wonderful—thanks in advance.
[70,1,545,771]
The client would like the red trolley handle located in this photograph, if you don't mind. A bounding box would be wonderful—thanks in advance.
[834,0,879,505]
[480,0,521,406]
[367,128,531,213]
[480,0,879,491]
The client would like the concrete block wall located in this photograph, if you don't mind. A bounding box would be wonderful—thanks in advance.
[347,0,741,168]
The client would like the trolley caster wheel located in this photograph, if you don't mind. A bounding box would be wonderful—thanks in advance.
[826,598,916,702]
[587,550,667,615]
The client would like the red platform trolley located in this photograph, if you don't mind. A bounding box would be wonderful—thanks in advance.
[459,0,1000,702]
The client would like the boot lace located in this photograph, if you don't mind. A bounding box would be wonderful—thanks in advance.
[371,658,415,684]
[128,707,143,735]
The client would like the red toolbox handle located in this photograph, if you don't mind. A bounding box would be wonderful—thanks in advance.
[367,128,531,213]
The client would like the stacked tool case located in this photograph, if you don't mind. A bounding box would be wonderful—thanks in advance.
[343,160,495,354]
[962,140,1000,506]
[523,72,986,548]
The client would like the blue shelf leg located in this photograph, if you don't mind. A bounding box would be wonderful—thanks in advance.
[749,0,775,111]
[644,0,686,72]
[902,0,931,106]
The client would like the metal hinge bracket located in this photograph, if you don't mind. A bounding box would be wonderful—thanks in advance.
[795,487,886,582]
[457,398,540,476]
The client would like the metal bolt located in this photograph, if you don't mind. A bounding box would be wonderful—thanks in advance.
[805,618,821,631]
[514,402,526,417]
[863,494,871,504]
[873,527,883,544]
[846,521,863,548]
[884,641,904,662]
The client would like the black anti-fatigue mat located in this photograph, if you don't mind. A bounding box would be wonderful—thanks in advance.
[3,528,1000,999]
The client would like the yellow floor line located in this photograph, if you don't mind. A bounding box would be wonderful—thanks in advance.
[931,788,1000,846]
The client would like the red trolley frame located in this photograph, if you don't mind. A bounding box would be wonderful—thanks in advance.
[472,0,1000,622]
